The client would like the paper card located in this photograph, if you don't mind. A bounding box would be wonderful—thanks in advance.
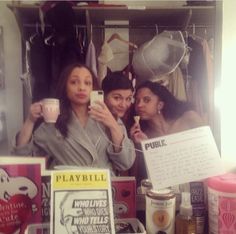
[141,126,225,190]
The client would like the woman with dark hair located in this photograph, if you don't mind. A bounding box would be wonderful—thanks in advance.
[13,63,135,175]
[101,71,135,175]
[129,80,204,184]
[102,71,134,121]
[130,80,204,142]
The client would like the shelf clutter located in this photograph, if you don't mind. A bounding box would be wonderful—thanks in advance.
[7,1,215,41]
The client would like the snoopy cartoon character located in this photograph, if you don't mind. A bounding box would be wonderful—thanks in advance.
[0,168,38,234]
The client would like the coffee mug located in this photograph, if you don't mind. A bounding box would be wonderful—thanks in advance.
[41,98,60,123]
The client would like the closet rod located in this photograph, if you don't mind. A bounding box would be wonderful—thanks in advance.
[23,23,213,29]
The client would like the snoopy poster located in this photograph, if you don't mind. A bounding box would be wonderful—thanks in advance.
[0,164,41,234]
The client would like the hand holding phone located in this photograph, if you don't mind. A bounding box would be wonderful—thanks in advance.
[90,90,104,107]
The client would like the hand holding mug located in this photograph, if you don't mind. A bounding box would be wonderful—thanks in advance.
[41,98,60,123]
[28,102,43,123]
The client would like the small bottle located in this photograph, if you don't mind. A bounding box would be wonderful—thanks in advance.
[175,192,197,234]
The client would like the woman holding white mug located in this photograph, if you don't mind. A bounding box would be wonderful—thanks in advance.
[12,63,135,175]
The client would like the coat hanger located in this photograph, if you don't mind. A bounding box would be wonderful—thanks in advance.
[204,28,208,39]
[44,28,56,46]
[107,32,137,49]
[29,22,40,44]
[155,24,159,35]
[189,24,204,43]
[44,34,55,46]
[89,24,93,43]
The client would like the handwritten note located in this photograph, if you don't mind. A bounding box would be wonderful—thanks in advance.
[141,126,225,190]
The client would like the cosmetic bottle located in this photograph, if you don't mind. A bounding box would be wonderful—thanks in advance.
[175,192,197,234]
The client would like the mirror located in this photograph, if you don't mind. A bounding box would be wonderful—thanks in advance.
[0,1,222,161]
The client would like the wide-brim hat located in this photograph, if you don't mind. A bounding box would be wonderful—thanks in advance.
[132,31,186,84]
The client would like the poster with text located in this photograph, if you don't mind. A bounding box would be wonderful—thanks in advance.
[141,126,225,190]
[41,170,51,224]
[0,163,42,234]
[50,169,115,234]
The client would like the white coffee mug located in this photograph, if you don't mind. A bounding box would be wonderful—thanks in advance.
[41,98,60,123]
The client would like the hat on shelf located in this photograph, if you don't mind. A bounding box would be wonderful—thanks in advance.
[132,30,186,84]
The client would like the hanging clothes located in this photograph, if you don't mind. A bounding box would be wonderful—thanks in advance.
[97,42,114,85]
[43,1,86,96]
[201,38,214,127]
[187,36,208,123]
[30,33,51,102]
[159,66,187,101]
[85,40,98,78]
[97,35,136,87]
[20,41,33,100]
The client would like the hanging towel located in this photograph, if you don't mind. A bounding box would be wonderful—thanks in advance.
[85,40,98,78]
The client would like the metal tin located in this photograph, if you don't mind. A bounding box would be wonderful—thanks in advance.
[146,189,176,234]
[141,179,153,194]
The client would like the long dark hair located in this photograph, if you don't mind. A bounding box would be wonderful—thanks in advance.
[55,63,98,137]
[135,80,192,120]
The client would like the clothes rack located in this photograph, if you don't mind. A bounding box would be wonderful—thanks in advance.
[23,23,214,29]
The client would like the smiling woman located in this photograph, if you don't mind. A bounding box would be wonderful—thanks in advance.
[102,71,134,120]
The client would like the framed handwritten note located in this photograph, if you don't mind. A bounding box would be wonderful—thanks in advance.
[141,126,225,190]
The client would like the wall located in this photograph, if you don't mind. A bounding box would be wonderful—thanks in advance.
[0,1,22,154]
[221,0,236,172]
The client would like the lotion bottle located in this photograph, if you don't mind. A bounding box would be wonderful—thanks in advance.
[175,192,197,234]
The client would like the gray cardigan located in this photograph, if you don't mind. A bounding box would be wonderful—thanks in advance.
[12,113,135,175]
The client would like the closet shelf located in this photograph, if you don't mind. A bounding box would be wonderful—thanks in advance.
[7,3,215,32]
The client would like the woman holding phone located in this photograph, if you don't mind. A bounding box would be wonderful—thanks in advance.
[12,63,135,175]
[101,71,134,123]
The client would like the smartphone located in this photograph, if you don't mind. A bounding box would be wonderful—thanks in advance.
[90,90,104,107]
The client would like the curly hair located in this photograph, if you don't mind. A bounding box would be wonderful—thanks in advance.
[135,80,192,120]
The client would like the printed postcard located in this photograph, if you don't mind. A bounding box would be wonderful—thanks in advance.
[111,176,136,219]
[0,163,42,234]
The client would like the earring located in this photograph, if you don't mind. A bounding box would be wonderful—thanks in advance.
[158,110,161,115]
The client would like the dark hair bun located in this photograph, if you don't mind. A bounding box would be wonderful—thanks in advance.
[102,71,134,95]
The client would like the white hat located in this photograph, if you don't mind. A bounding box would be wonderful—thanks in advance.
[132,31,186,83]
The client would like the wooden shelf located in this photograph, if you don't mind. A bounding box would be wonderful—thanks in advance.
[7,2,215,29]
